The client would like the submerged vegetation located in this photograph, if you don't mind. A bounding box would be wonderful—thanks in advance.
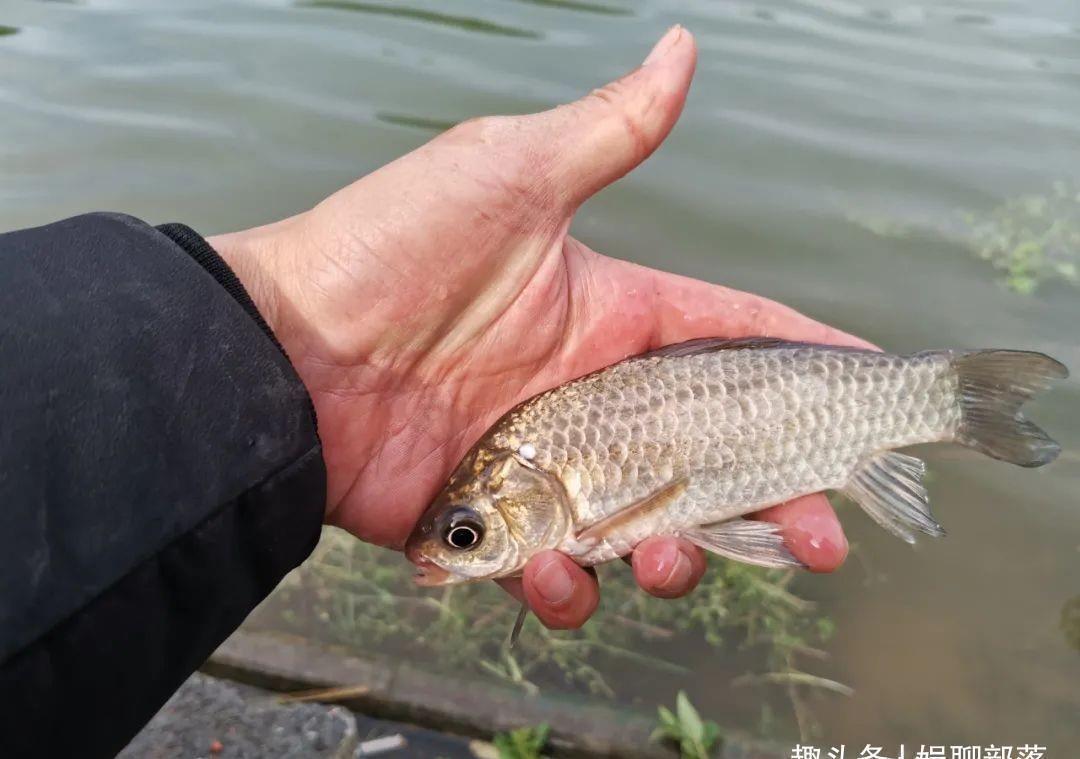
[843,181,1080,295]
[262,527,842,740]
[963,181,1080,294]
[1061,596,1080,653]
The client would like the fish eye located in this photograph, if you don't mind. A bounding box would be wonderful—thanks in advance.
[442,507,485,551]
[447,525,480,550]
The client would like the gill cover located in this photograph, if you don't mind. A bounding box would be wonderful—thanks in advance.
[406,451,573,583]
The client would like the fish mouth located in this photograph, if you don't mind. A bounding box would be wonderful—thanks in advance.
[405,541,455,586]
[412,561,454,587]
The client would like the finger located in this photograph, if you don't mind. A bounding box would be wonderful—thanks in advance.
[751,493,848,572]
[540,25,697,206]
[518,551,600,629]
[630,536,707,598]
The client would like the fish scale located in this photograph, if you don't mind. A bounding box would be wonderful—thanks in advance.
[488,346,959,557]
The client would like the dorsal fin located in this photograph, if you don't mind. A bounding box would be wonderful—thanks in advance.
[641,336,878,359]
[642,336,805,359]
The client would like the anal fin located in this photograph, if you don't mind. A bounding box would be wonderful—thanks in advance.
[683,520,806,569]
[842,451,944,544]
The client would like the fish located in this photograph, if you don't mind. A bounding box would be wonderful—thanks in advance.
[405,338,1067,587]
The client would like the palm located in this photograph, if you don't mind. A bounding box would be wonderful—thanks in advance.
[299,171,855,548]
[216,28,858,605]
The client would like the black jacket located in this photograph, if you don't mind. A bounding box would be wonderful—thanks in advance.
[0,213,326,757]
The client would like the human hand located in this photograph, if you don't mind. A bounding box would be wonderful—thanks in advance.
[210,26,861,630]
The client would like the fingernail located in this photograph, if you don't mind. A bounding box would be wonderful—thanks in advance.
[655,542,693,591]
[534,558,574,606]
[643,25,683,66]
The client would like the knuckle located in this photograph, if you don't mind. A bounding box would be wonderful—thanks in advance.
[445,114,512,144]
[444,114,549,158]
[585,80,656,164]
[441,114,560,212]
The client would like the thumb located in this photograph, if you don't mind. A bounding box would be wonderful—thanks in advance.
[541,25,696,207]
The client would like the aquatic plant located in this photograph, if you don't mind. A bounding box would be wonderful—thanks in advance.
[841,181,1080,295]
[963,181,1080,294]
[844,210,912,239]
[1061,596,1080,653]
[260,527,840,739]
[651,691,722,759]
[492,723,550,759]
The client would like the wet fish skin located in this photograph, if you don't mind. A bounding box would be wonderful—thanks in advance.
[406,338,1066,584]
[482,342,960,561]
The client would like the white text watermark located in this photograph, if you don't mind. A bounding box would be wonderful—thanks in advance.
[790,746,1047,759]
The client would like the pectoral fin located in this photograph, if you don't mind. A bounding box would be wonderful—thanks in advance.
[575,478,688,547]
[683,520,806,568]
[842,451,944,544]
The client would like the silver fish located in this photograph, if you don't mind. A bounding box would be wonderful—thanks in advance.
[406,338,1067,585]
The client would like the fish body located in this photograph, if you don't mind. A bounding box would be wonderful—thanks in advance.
[406,338,1066,585]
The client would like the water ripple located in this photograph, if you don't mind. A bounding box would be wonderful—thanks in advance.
[1,0,1079,750]
[375,111,457,132]
[296,1,541,39]
[507,0,631,17]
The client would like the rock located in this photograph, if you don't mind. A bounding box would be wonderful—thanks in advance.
[120,673,357,759]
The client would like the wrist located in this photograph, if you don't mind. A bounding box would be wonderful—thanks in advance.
[208,216,304,359]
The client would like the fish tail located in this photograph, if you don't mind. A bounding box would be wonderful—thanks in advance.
[951,349,1068,467]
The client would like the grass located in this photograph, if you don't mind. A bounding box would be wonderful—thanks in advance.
[652,691,722,759]
[265,527,843,740]
[493,724,550,759]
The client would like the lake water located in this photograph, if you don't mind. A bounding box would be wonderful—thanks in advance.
[2,0,1079,752]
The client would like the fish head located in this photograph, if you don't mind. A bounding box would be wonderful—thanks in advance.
[406,451,572,585]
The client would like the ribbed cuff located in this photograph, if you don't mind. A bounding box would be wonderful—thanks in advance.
[155,223,285,357]
[155,222,316,431]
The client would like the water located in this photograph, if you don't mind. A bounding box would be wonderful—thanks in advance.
[3,0,1079,750]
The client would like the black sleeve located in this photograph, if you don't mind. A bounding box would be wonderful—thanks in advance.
[0,213,326,758]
